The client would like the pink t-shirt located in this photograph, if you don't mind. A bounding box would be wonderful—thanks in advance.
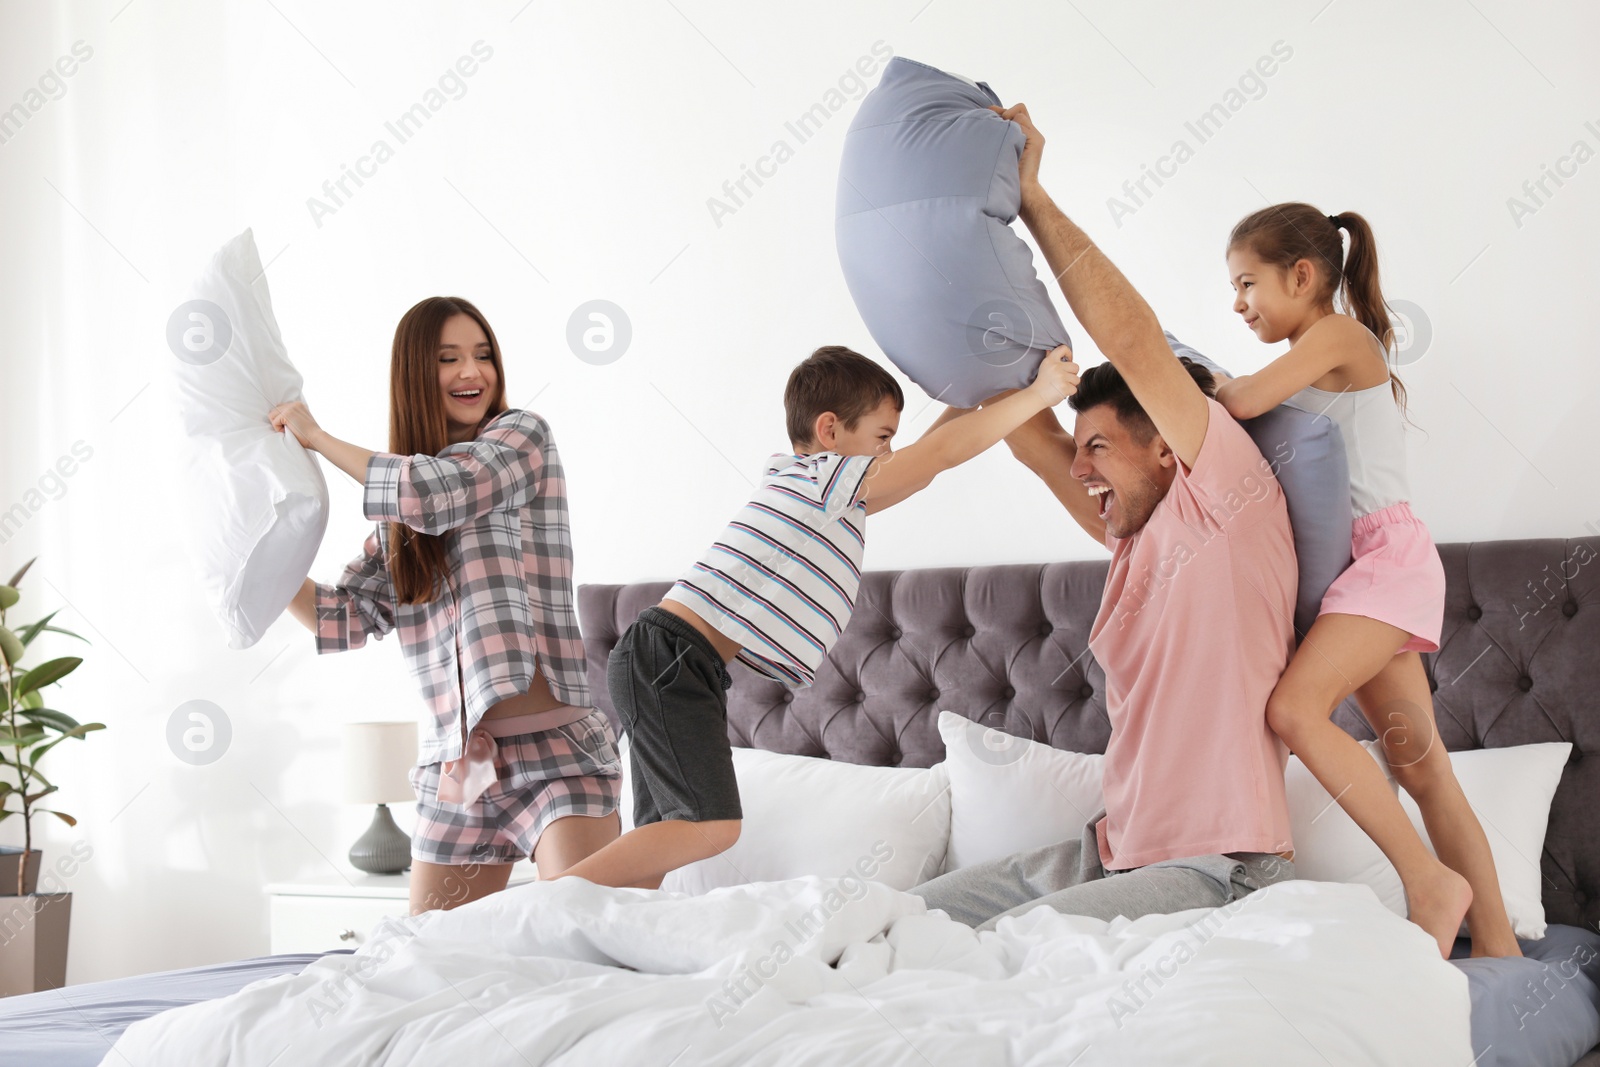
[1091,398,1297,870]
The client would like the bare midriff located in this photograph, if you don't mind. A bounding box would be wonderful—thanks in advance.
[483,668,564,718]
[475,667,589,736]
[656,598,743,663]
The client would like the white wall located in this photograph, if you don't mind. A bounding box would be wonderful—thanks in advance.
[0,0,1595,984]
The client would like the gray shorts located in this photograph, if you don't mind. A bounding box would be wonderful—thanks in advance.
[911,812,1295,931]
[607,606,743,826]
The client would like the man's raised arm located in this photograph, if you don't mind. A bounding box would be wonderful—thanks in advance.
[997,104,1209,468]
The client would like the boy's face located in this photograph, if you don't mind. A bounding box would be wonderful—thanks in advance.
[803,396,901,457]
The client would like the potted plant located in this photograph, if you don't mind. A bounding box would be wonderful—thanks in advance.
[0,558,103,995]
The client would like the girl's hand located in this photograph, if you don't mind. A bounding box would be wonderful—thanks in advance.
[269,400,324,452]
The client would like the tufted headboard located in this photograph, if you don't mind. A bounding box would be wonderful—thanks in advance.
[578,536,1599,932]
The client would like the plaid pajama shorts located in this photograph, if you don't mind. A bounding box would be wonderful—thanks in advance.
[408,708,622,866]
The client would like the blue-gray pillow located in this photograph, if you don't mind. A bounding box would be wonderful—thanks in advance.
[1166,331,1353,638]
[1453,923,1600,1067]
[836,57,1070,408]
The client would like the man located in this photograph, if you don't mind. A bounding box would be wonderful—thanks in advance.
[911,104,1299,930]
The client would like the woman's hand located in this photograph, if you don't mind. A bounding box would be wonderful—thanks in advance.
[989,102,1045,197]
[285,576,318,632]
[270,404,377,484]
[269,400,324,452]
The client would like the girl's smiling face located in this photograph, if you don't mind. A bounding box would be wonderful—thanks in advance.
[1228,245,1325,345]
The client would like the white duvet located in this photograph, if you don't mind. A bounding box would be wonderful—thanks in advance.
[103,877,1470,1066]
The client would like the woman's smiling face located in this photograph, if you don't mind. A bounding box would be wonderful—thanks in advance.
[437,312,498,433]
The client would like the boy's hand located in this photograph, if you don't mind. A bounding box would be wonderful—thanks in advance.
[859,345,1074,515]
[1028,345,1079,406]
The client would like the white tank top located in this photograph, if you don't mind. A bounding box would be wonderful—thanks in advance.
[1283,381,1409,518]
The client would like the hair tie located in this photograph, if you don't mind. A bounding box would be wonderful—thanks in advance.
[1327,214,1341,228]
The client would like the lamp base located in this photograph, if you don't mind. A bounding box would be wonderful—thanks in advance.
[349,804,411,875]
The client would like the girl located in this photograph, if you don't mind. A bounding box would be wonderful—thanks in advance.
[272,296,622,915]
[1217,204,1519,958]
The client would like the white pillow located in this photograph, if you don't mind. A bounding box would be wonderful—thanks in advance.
[937,710,1102,871]
[935,709,1568,939]
[618,732,635,832]
[623,745,950,896]
[1286,739,1570,939]
[171,229,328,649]
[1284,741,1405,907]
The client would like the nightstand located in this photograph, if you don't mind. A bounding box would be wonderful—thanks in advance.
[266,867,538,954]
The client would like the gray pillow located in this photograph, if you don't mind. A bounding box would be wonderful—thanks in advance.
[1166,331,1353,638]
[836,57,1070,408]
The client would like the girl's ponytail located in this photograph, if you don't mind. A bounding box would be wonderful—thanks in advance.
[1330,211,1408,416]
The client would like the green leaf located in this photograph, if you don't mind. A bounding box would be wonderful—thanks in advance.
[14,612,86,648]
[19,690,42,711]
[28,724,104,764]
[0,729,46,748]
[23,786,57,804]
[19,708,81,733]
[0,625,21,667]
[15,657,81,698]
[5,559,34,588]
[0,586,17,610]
[0,782,13,796]
[16,611,59,648]
[13,764,50,789]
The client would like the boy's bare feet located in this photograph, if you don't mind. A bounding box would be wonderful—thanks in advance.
[1406,864,1474,959]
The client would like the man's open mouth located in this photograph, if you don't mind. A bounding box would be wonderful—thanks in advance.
[1087,483,1113,517]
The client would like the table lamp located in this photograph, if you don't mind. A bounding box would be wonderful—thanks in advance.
[342,721,417,875]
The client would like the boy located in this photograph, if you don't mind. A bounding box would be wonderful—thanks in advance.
[556,344,1079,889]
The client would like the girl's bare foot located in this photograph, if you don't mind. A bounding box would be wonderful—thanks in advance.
[1406,865,1474,958]
[1468,931,1523,959]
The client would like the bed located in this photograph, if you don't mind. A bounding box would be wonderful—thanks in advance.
[7,535,1598,1066]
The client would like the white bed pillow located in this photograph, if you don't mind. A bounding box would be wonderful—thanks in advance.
[1286,739,1570,939]
[621,743,950,896]
[937,710,1102,871]
[171,229,328,649]
[936,710,1566,939]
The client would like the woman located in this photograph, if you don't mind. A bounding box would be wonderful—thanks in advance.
[273,296,621,915]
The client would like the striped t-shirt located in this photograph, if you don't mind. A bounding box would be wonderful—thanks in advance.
[663,451,875,688]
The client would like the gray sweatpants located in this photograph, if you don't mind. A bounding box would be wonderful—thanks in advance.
[911,812,1295,932]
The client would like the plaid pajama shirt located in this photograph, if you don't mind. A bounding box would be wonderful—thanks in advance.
[313,408,598,768]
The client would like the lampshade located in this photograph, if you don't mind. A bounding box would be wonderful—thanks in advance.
[341,721,417,804]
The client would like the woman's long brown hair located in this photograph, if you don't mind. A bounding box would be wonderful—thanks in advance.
[1228,202,1408,419]
[386,296,508,604]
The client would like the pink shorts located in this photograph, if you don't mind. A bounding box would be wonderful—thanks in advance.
[1318,501,1445,653]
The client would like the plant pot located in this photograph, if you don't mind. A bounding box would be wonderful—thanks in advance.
[0,847,41,896]
[0,892,71,997]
